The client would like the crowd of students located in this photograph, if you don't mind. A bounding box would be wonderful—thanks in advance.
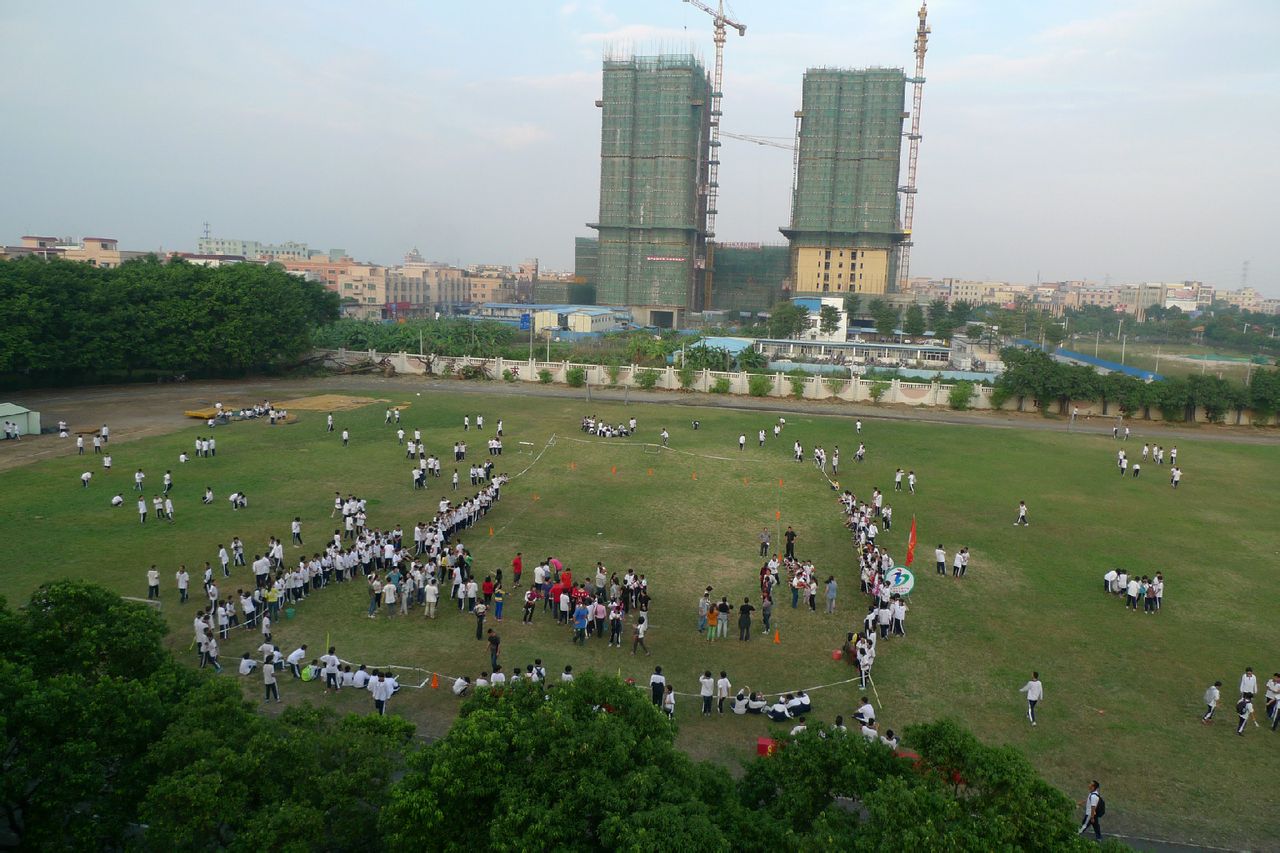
[581,415,638,437]
[1101,568,1166,613]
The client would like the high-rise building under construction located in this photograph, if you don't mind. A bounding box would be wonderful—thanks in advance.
[781,68,907,297]
[589,55,712,327]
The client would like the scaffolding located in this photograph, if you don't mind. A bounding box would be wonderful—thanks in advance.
[788,68,906,238]
[574,237,599,289]
[709,243,790,314]
[592,55,711,309]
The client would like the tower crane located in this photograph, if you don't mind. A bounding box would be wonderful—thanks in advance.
[682,0,745,239]
[720,130,792,151]
[897,1,930,291]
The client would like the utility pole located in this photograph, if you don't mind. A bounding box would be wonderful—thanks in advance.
[1120,334,1127,365]
[1095,330,1100,357]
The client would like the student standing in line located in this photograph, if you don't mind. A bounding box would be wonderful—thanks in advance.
[1019,672,1044,726]
[935,544,947,576]
[716,671,732,713]
[699,671,715,715]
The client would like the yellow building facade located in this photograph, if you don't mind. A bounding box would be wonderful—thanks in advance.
[791,245,891,296]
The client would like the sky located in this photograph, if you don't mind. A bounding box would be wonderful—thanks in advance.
[3,0,1278,293]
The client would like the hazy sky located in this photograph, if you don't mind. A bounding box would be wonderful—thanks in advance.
[4,1,1277,293]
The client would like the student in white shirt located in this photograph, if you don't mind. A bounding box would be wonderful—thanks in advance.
[238,652,258,675]
[1201,680,1222,724]
[1019,672,1044,726]
[716,671,732,714]
[854,697,875,726]
[698,671,715,716]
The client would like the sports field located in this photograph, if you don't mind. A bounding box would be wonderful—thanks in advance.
[0,388,1276,847]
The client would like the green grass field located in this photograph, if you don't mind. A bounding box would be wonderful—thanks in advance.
[1,389,1276,847]
[1086,340,1271,383]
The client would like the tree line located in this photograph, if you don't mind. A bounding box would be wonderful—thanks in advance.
[995,346,1280,423]
[0,256,339,387]
[1,582,1119,851]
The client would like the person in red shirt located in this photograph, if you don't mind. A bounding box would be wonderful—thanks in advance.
[482,576,495,604]
[560,568,572,590]
[512,552,523,586]
[549,581,564,614]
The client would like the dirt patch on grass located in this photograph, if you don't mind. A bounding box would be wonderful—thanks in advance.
[275,394,388,412]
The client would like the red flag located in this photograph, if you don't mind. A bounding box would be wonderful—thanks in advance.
[905,516,918,566]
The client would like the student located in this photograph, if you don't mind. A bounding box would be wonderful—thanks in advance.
[1015,500,1029,526]
[146,567,160,599]
[452,675,471,696]
[341,429,349,446]
[175,566,189,603]
[291,517,303,546]
[662,684,676,720]
[1240,667,1258,697]
[137,497,148,525]
[287,645,308,678]
[1265,673,1280,730]
[1202,680,1222,724]
[1078,781,1103,841]
[699,671,715,715]
[935,545,947,576]
[649,666,666,705]
[1019,672,1044,726]
[263,662,281,703]
[238,652,258,675]
[632,614,650,654]
[716,671,732,714]
[370,672,394,716]
[854,696,876,726]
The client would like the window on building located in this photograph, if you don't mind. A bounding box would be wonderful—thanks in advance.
[824,250,831,260]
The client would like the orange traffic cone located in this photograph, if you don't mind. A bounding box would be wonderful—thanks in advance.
[773,629,781,645]
[647,468,653,476]
[692,471,698,481]
[611,465,617,475]
[430,672,439,689]
[488,526,494,536]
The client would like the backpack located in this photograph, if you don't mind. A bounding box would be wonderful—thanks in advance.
[1094,796,1106,818]
[1236,698,1249,716]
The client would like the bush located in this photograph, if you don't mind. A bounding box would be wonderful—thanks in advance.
[458,363,490,381]
[710,377,731,394]
[990,386,1012,409]
[566,366,586,388]
[678,366,697,390]
[948,380,976,411]
[748,373,774,397]
[605,363,620,387]
[635,368,659,390]
[868,380,890,404]
[825,377,849,395]
[502,368,518,382]
[537,369,553,384]
[789,373,808,398]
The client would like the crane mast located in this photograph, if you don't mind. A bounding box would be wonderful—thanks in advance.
[898,1,929,291]
[683,0,745,239]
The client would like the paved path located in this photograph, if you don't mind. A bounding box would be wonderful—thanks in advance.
[3,374,1277,473]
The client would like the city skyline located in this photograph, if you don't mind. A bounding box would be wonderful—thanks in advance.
[3,0,1277,294]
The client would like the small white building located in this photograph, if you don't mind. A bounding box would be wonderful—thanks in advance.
[0,403,41,437]
[792,296,849,342]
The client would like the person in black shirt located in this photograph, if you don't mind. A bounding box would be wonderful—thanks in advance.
[738,597,755,640]
[784,526,797,559]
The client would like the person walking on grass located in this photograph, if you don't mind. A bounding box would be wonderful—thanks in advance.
[632,614,650,654]
[1202,680,1222,724]
[1019,672,1044,726]
[1078,781,1103,841]
[1015,500,1029,526]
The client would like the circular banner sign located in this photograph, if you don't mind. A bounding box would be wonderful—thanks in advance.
[886,567,915,596]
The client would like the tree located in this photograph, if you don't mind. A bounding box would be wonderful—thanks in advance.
[767,301,808,340]
[869,299,897,338]
[818,304,842,337]
[739,719,1094,850]
[0,582,411,850]
[735,346,767,372]
[381,674,742,851]
[948,380,977,410]
[903,304,927,337]
[843,292,862,318]
[927,299,955,340]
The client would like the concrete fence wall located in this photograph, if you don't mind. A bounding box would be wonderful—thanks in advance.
[314,349,1272,425]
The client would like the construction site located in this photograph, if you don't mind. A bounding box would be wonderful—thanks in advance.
[575,1,932,325]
